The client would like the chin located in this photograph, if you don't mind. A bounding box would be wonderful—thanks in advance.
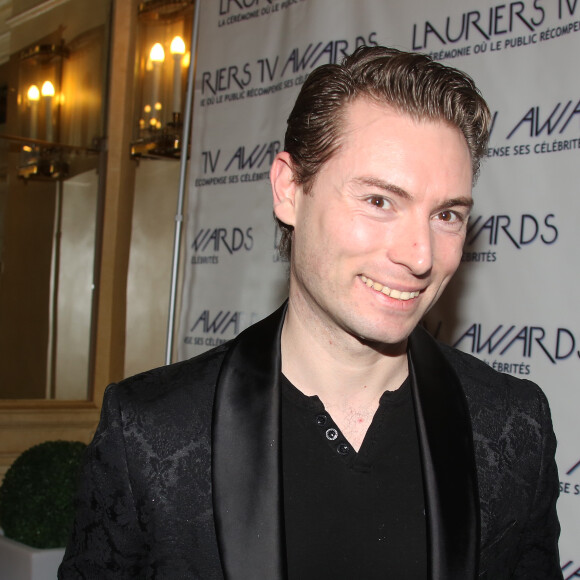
[353,323,414,349]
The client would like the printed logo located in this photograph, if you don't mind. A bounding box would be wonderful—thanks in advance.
[411,1,580,62]
[219,0,274,15]
[195,142,280,188]
[190,227,254,265]
[506,98,580,140]
[461,212,558,262]
[412,3,546,51]
[217,0,303,27]
[424,320,580,375]
[453,322,579,365]
[487,98,580,160]
[183,309,261,347]
[199,33,378,105]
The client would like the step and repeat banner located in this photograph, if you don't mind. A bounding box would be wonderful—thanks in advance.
[177,0,579,570]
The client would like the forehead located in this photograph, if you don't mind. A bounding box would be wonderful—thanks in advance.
[340,97,465,148]
[331,98,473,189]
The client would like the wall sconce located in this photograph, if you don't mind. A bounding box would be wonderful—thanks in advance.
[17,42,69,179]
[131,0,195,159]
[13,26,108,180]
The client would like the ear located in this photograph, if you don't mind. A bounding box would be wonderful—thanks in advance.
[271,151,300,228]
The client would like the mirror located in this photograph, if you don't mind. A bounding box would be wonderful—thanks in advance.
[0,0,112,399]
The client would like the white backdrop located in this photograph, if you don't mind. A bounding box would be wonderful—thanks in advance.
[177,0,580,572]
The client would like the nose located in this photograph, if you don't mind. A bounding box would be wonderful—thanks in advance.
[387,218,433,276]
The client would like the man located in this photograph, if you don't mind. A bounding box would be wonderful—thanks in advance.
[59,46,562,579]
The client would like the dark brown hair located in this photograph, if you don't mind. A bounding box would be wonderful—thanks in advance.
[278,45,491,258]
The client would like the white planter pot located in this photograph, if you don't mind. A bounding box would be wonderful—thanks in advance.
[0,534,65,580]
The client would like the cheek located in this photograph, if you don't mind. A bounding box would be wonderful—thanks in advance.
[437,238,464,276]
[294,214,336,274]
[314,210,367,258]
[347,215,386,251]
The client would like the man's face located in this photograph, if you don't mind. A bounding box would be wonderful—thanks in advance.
[277,98,473,349]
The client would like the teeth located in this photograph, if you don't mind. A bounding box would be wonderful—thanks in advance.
[360,275,419,301]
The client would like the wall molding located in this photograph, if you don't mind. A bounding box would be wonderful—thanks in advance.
[6,0,72,28]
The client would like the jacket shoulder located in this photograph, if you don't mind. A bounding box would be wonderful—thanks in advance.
[105,342,231,412]
[435,338,549,410]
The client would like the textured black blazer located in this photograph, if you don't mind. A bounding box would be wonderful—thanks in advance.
[59,304,562,579]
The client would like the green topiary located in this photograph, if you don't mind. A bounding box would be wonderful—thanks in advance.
[0,440,86,549]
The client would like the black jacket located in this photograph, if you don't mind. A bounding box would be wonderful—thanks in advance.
[59,304,562,579]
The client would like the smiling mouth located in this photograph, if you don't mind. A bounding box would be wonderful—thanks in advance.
[360,275,420,301]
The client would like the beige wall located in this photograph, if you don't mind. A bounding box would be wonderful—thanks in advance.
[0,162,55,398]
[125,159,182,378]
[54,169,98,400]
[9,0,111,54]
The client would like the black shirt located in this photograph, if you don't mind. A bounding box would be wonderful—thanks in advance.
[282,375,428,579]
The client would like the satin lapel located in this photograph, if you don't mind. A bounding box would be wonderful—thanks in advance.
[408,326,480,580]
[212,304,287,580]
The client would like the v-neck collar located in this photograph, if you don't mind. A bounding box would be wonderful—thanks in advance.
[281,372,412,462]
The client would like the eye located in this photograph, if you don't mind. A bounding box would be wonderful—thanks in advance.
[366,195,390,210]
[436,210,460,223]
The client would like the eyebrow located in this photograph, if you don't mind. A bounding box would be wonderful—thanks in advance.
[353,176,474,212]
[354,176,412,200]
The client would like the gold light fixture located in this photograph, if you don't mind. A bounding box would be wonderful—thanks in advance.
[131,0,194,159]
[13,28,108,180]
[17,43,69,179]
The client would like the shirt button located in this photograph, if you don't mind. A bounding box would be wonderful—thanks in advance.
[337,443,350,455]
[316,414,327,426]
[325,428,338,441]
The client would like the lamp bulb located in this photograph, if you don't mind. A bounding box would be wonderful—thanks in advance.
[41,81,55,97]
[150,43,165,63]
[170,36,186,55]
[27,85,40,101]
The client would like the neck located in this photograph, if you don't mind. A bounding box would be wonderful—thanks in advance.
[281,299,409,452]
[280,299,409,409]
